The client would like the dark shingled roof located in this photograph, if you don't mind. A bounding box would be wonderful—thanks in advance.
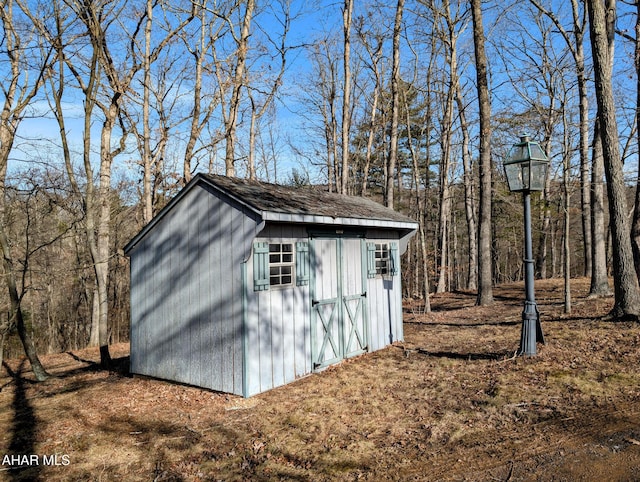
[202,174,416,224]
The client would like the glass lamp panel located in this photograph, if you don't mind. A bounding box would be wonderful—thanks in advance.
[509,144,528,163]
[504,163,524,192]
[528,162,548,191]
[522,164,531,190]
[528,143,547,160]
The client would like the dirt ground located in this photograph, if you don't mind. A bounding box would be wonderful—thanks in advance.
[2,277,640,481]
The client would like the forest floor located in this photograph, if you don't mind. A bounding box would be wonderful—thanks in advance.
[2,277,640,481]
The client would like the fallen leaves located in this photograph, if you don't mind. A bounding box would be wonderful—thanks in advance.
[2,278,640,480]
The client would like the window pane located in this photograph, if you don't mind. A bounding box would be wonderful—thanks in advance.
[375,243,390,275]
[267,242,294,287]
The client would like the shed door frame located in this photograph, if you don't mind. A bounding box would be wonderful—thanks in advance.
[310,233,369,370]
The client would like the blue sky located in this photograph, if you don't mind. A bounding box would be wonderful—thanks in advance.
[8,0,640,187]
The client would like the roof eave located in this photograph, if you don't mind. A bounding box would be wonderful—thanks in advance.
[261,211,418,231]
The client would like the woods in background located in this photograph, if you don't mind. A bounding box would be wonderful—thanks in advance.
[2,0,640,369]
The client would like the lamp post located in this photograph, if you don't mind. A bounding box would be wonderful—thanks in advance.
[503,134,549,356]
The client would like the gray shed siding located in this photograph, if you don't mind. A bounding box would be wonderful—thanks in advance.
[129,183,260,395]
[364,230,403,351]
[244,224,311,397]
[242,226,404,396]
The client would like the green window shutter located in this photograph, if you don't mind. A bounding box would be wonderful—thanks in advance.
[253,242,270,291]
[366,242,376,279]
[390,242,399,276]
[296,241,310,286]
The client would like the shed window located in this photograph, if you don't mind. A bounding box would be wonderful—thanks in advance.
[375,243,390,275]
[269,243,294,286]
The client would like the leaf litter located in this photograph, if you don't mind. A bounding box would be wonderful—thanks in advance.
[1,278,640,480]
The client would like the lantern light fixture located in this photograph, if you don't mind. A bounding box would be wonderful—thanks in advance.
[503,134,549,193]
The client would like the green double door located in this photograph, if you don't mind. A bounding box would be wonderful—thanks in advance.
[311,237,368,370]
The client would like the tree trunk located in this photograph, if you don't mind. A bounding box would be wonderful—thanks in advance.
[340,0,353,194]
[404,89,430,309]
[455,85,478,291]
[362,86,379,196]
[0,329,6,372]
[224,0,255,177]
[563,109,572,314]
[435,145,450,293]
[536,141,553,280]
[590,118,611,296]
[631,0,640,281]
[577,43,592,278]
[471,0,493,305]
[536,186,551,279]
[95,109,116,368]
[385,0,404,209]
[142,0,153,223]
[356,25,384,196]
[0,158,49,379]
[183,3,214,185]
[587,0,640,318]
[0,220,49,381]
[89,288,100,346]
[248,95,258,180]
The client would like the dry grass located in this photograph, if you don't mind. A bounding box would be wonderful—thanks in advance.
[2,277,640,481]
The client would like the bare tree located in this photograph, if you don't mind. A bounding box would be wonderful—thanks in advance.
[560,99,572,313]
[404,89,431,310]
[64,0,190,366]
[0,0,52,380]
[355,22,383,196]
[339,0,354,194]
[304,37,341,191]
[589,118,611,296]
[587,0,640,319]
[223,0,255,177]
[132,0,194,223]
[470,0,493,306]
[530,0,591,278]
[246,0,292,181]
[181,1,226,184]
[37,0,98,349]
[385,0,405,209]
[432,0,461,294]
[455,85,478,291]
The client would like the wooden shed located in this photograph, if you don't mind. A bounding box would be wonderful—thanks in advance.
[124,174,418,397]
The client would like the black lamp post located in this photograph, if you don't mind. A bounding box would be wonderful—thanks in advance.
[503,134,549,356]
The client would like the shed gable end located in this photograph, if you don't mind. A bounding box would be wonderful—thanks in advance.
[129,183,261,395]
